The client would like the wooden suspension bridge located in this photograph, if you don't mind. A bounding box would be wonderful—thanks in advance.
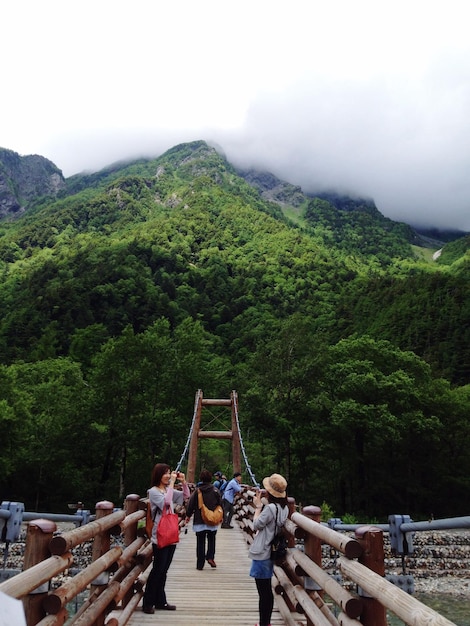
[1,390,466,626]
[121,520,297,626]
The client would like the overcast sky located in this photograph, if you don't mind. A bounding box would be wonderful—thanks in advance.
[2,1,470,231]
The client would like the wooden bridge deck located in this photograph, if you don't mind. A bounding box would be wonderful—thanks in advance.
[118,523,306,625]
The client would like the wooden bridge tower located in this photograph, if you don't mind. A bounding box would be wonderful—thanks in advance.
[186,389,241,484]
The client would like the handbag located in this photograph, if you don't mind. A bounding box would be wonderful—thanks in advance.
[156,503,180,548]
[197,489,224,526]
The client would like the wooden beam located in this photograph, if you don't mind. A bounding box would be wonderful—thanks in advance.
[338,557,456,626]
[198,430,233,439]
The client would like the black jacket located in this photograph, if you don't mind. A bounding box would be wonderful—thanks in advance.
[186,482,222,525]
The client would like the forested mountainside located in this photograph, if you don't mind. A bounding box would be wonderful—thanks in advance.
[1,140,469,520]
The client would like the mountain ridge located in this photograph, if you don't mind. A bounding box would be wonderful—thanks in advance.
[1,142,467,250]
[1,139,470,517]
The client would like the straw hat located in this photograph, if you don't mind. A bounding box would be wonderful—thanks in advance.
[262,473,287,498]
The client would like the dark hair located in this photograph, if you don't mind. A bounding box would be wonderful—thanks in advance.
[267,491,288,508]
[199,469,212,483]
[233,472,242,478]
[151,463,170,487]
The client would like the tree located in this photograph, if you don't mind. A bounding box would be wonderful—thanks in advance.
[318,337,443,516]
[0,358,88,510]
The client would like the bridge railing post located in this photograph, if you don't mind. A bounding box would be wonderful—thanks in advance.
[121,494,141,608]
[355,525,387,626]
[286,497,296,548]
[89,500,115,626]
[301,505,323,626]
[22,519,57,626]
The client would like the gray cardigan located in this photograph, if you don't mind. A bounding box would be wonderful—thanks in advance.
[248,502,288,561]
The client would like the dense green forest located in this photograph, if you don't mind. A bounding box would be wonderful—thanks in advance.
[1,140,469,520]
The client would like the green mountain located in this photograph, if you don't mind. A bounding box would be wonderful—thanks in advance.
[1,140,469,519]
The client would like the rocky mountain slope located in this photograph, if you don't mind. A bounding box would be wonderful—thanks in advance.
[0,148,65,219]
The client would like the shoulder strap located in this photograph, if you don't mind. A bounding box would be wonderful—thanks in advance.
[269,502,279,525]
[197,488,204,509]
[273,503,284,531]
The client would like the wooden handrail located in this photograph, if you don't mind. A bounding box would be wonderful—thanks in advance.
[0,493,188,626]
[338,557,456,626]
[291,511,363,558]
[0,553,73,598]
[43,546,122,614]
[119,509,145,531]
[292,549,362,618]
[49,510,126,555]
[233,490,458,626]
[1,489,460,626]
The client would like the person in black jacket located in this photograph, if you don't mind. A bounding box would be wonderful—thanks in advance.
[185,469,223,569]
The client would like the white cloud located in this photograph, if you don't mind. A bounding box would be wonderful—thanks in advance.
[2,0,470,230]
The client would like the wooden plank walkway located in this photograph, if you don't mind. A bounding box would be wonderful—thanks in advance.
[118,523,305,625]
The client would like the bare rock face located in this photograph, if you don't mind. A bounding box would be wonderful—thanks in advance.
[0,148,66,219]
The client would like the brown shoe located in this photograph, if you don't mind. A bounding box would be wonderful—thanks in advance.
[207,558,217,568]
[143,606,154,614]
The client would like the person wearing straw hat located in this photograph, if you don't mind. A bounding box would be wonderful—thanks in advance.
[249,473,289,626]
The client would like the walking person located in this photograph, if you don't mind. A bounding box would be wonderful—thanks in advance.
[142,463,190,614]
[221,471,242,528]
[249,473,289,626]
[213,470,227,494]
[186,469,223,569]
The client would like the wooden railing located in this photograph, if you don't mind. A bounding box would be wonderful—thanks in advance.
[1,490,462,626]
[234,489,458,626]
[0,495,187,626]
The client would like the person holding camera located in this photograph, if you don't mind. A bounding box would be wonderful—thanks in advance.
[142,463,189,614]
[249,473,288,626]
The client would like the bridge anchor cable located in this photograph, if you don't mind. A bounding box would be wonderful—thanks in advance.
[233,392,259,488]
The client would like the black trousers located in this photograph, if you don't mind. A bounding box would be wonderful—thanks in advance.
[222,498,234,525]
[196,529,216,568]
[255,577,274,626]
[142,543,176,609]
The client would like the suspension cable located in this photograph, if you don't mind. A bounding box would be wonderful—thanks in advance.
[175,390,201,473]
[233,392,259,487]
[176,389,259,487]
